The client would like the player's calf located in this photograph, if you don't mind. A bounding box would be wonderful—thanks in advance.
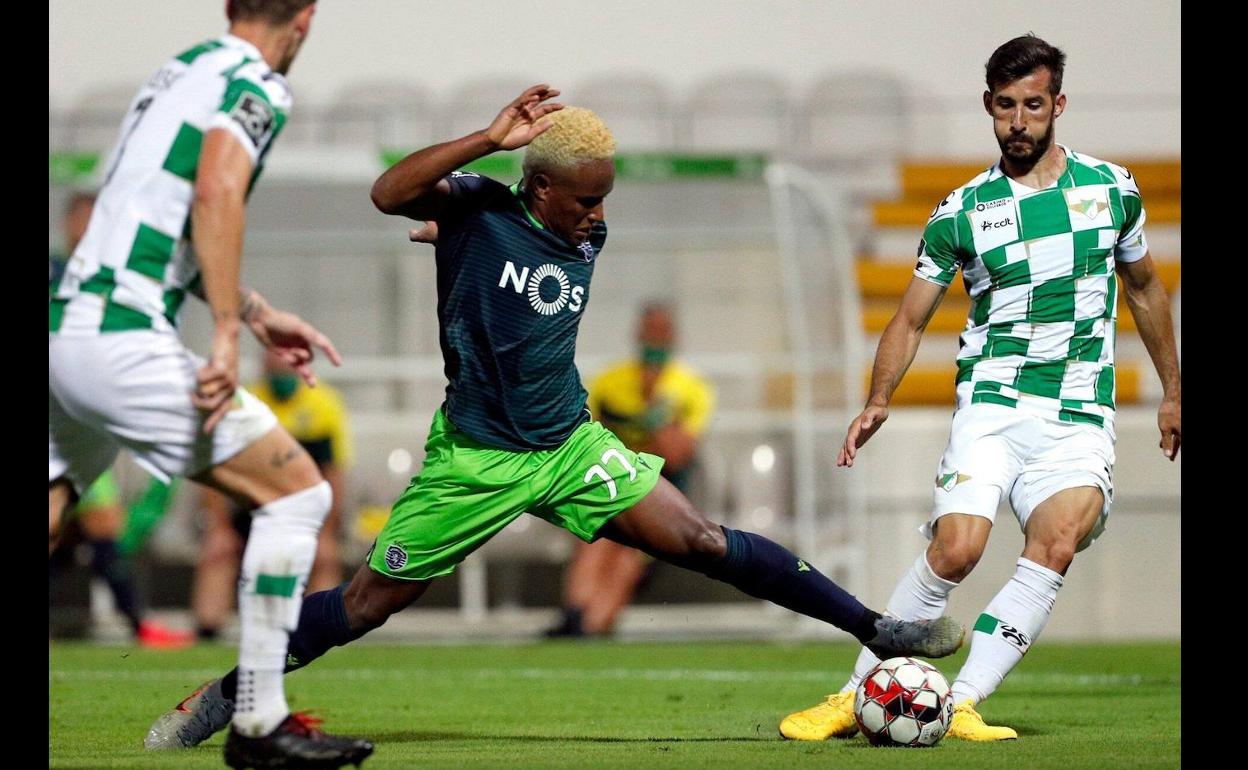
[608,486,966,654]
[707,526,964,656]
[341,565,431,633]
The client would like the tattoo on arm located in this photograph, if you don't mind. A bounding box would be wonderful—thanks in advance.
[189,281,263,322]
[240,289,262,322]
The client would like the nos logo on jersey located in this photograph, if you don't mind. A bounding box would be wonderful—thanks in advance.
[498,261,585,315]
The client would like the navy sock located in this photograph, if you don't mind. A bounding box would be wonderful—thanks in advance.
[708,527,880,642]
[222,583,360,701]
[88,538,143,633]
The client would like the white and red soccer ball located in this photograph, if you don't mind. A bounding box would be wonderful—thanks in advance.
[854,657,954,747]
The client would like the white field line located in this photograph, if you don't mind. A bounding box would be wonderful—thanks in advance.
[48,667,1178,686]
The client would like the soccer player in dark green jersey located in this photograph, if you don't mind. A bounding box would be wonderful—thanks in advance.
[148,85,966,748]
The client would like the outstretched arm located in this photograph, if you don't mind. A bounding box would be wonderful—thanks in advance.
[370,84,563,220]
[839,277,947,467]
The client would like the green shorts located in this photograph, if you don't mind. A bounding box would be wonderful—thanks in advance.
[369,409,665,580]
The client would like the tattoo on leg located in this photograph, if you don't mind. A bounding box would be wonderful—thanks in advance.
[270,447,301,468]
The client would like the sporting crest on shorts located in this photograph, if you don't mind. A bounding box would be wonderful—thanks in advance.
[384,544,408,570]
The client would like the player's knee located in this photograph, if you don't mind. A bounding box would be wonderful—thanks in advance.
[249,451,325,503]
[286,456,326,494]
[927,537,984,582]
[685,516,727,561]
[1024,540,1077,574]
[257,480,332,531]
[343,593,393,632]
[1048,543,1076,573]
[341,566,427,633]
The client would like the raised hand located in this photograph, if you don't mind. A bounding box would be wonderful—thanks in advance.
[484,84,564,151]
[244,295,342,389]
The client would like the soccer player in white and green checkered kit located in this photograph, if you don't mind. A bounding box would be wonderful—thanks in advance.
[147,84,967,750]
[49,2,372,767]
[781,34,1181,742]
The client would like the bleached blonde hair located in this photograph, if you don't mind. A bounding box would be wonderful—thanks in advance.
[523,107,617,175]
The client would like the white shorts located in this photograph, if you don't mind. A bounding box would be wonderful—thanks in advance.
[49,331,278,494]
[923,402,1115,552]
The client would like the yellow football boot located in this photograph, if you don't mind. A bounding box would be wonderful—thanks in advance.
[779,691,858,740]
[946,699,1018,741]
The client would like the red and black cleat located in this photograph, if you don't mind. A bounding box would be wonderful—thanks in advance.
[223,712,373,769]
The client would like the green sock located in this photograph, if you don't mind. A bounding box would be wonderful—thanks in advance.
[118,477,177,557]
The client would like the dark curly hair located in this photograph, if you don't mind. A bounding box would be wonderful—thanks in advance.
[986,35,1066,96]
[227,0,316,25]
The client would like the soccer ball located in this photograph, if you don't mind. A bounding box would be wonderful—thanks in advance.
[854,657,954,747]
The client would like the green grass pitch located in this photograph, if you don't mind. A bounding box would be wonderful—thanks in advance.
[50,640,1179,768]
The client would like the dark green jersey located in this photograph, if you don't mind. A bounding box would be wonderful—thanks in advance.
[433,172,605,450]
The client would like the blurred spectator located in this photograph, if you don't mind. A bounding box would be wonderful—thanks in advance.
[49,474,193,647]
[193,350,353,640]
[546,302,715,637]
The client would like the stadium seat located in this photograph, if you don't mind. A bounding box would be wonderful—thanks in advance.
[324,79,436,150]
[801,71,909,160]
[572,73,675,151]
[441,77,546,145]
[681,72,794,155]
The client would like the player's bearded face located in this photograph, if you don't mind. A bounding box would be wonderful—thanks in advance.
[997,114,1054,163]
[986,68,1063,166]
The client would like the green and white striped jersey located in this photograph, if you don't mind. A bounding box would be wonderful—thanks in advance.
[915,145,1148,433]
[50,34,290,336]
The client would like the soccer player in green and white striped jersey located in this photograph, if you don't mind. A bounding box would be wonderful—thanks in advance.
[781,34,1181,743]
[49,2,371,767]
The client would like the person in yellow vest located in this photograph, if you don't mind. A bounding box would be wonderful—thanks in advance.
[546,303,715,637]
[193,349,353,640]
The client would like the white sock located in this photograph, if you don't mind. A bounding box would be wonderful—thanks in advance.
[841,552,958,694]
[231,481,330,736]
[950,557,1062,705]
